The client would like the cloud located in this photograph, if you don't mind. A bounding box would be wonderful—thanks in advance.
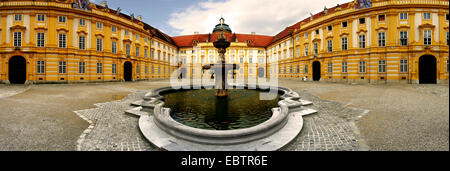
[168,0,352,36]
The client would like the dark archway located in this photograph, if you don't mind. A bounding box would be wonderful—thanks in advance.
[419,55,437,84]
[8,56,27,84]
[124,61,132,82]
[312,61,321,81]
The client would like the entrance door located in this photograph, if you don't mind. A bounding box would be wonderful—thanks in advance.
[124,61,132,82]
[419,55,437,84]
[8,56,27,84]
[313,61,321,81]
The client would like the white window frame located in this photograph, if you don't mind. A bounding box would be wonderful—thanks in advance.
[111,41,117,54]
[313,43,318,55]
[378,32,386,47]
[400,13,408,20]
[424,30,432,45]
[136,47,140,57]
[15,14,22,21]
[79,19,86,26]
[327,40,333,52]
[79,62,86,74]
[126,44,131,56]
[328,63,332,73]
[342,37,348,50]
[111,26,117,32]
[342,61,348,73]
[37,32,45,48]
[37,61,45,74]
[400,31,408,46]
[96,39,103,52]
[96,22,103,29]
[37,14,45,22]
[14,32,22,47]
[400,59,408,73]
[423,13,431,20]
[79,36,86,50]
[359,61,366,73]
[359,35,366,49]
[58,16,66,23]
[97,63,103,74]
[379,60,386,73]
[59,33,66,48]
[59,61,67,74]
[112,64,117,74]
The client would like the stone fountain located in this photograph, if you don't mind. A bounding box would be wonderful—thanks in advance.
[125,18,317,151]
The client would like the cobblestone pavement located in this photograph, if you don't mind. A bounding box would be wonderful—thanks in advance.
[77,82,369,151]
[1,79,448,151]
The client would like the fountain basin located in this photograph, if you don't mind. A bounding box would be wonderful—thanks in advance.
[129,84,317,151]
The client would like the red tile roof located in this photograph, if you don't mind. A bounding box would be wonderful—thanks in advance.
[170,2,351,48]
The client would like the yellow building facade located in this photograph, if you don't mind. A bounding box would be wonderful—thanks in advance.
[0,0,449,84]
[0,0,178,84]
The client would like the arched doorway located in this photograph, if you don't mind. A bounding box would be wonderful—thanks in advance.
[419,55,437,84]
[8,56,27,84]
[312,61,321,81]
[124,61,132,82]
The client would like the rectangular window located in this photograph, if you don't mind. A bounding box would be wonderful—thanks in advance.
[378,32,386,47]
[423,13,431,20]
[125,30,129,36]
[151,50,154,59]
[327,40,333,52]
[249,58,253,64]
[328,63,332,73]
[111,42,117,54]
[327,25,332,31]
[359,61,366,73]
[342,37,348,50]
[79,19,85,26]
[58,16,66,23]
[79,36,86,50]
[136,47,140,57]
[136,65,140,74]
[400,13,408,20]
[136,34,140,40]
[37,14,45,22]
[96,39,103,52]
[305,64,308,74]
[359,18,366,24]
[400,59,408,73]
[79,62,85,74]
[144,49,148,58]
[297,66,300,73]
[37,33,45,48]
[59,34,66,48]
[15,14,22,21]
[359,35,366,48]
[111,26,117,32]
[37,61,45,74]
[315,30,319,34]
[126,44,131,56]
[378,15,386,22]
[14,32,22,47]
[424,30,432,45]
[400,31,408,46]
[342,61,348,73]
[96,63,102,74]
[112,64,117,74]
[305,33,308,39]
[379,60,386,73]
[342,21,348,28]
[145,66,148,74]
[59,61,66,74]
[314,43,318,55]
[305,46,309,56]
[96,22,103,29]
[296,48,300,57]
[240,57,244,64]
[446,14,449,21]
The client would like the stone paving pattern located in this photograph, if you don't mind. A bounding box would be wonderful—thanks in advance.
[1,79,448,151]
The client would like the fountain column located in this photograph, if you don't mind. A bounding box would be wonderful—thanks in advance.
[213,32,231,97]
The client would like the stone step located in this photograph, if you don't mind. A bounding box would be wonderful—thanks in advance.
[131,100,144,106]
[299,100,313,106]
[293,108,317,116]
[125,107,147,117]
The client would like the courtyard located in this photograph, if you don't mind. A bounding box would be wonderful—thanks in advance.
[0,79,448,151]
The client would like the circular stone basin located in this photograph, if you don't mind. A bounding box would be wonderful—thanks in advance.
[162,89,280,130]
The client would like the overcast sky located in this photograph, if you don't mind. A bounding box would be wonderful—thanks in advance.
[91,0,352,36]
